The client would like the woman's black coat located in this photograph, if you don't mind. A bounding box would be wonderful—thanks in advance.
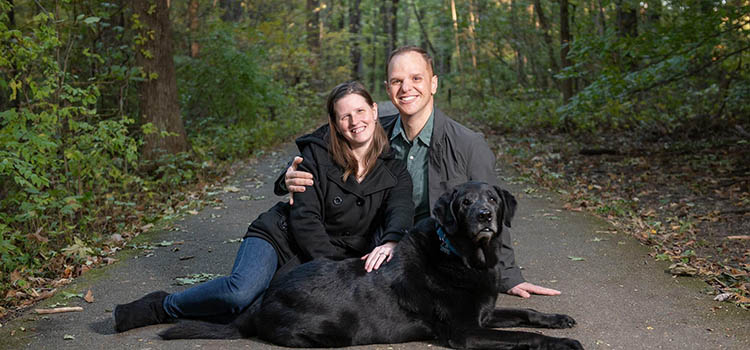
[245,126,414,272]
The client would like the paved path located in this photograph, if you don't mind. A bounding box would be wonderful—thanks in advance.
[1,134,749,350]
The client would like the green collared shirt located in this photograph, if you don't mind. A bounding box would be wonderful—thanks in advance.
[390,111,434,223]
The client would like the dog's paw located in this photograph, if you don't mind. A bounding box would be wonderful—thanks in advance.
[545,337,583,350]
[546,314,577,329]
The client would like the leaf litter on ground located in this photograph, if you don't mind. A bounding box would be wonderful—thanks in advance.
[174,273,222,286]
[492,131,750,308]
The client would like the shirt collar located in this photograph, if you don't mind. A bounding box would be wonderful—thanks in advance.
[389,110,434,147]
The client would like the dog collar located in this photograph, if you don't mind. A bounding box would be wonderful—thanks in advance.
[437,227,461,257]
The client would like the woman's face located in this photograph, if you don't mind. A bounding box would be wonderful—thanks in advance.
[333,93,378,151]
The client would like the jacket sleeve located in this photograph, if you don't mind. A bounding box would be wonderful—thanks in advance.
[467,134,499,185]
[379,161,415,243]
[273,159,293,196]
[287,147,341,261]
[466,133,526,291]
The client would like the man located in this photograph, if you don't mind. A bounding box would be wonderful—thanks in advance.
[280,46,558,298]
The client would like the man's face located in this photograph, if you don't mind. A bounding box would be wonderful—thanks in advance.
[386,51,438,120]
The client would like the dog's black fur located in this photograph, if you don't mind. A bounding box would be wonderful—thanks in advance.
[159,182,583,349]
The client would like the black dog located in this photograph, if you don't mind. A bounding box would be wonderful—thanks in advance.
[160,182,583,349]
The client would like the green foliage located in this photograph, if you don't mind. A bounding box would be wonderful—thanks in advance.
[0,6,141,285]
[559,1,750,132]
[175,23,286,129]
[454,89,563,133]
[175,17,319,160]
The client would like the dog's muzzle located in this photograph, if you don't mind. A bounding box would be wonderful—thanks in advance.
[474,228,493,247]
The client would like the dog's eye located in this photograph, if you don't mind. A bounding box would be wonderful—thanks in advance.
[488,196,497,203]
[462,198,472,206]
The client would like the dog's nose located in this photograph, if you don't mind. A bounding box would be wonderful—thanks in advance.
[478,208,492,223]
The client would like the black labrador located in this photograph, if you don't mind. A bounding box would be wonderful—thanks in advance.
[160,181,583,349]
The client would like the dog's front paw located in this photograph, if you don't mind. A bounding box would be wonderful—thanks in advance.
[546,314,576,329]
[545,337,583,350]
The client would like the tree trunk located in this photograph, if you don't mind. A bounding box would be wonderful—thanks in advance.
[616,0,638,38]
[307,0,321,56]
[391,0,399,51]
[467,0,478,69]
[382,0,391,60]
[595,0,607,36]
[533,0,560,90]
[132,0,190,161]
[370,4,379,92]
[615,0,638,71]
[219,0,242,22]
[188,0,200,58]
[412,1,437,60]
[450,0,462,73]
[349,0,362,81]
[646,0,662,28]
[560,0,574,104]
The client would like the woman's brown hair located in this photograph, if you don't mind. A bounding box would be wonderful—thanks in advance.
[326,81,390,182]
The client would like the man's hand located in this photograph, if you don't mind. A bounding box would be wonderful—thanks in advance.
[285,156,314,205]
[506,282,561,298]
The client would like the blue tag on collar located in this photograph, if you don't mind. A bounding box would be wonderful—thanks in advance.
[437,227,461,256]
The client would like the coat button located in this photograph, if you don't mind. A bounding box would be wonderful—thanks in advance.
[333,196,343,206]
[356,198,364,206]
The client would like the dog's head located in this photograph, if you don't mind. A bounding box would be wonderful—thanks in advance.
[432,181,517,269]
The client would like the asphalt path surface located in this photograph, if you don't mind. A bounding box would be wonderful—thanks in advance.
[2,113,749,349]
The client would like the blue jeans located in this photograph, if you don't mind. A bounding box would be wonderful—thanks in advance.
[163,237,278,318]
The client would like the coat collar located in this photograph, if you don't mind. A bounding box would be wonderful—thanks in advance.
[325,159,398,198]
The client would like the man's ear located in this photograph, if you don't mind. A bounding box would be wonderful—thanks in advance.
[433,188,458,234]
[494,186,517,228]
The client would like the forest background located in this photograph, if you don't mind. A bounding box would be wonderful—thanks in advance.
[1,0,748,319]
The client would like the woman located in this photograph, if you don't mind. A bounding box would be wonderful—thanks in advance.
[114,82,414,332]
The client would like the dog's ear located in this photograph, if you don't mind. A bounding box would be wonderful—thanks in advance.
[433,188,459,234]
[494,186,517,228]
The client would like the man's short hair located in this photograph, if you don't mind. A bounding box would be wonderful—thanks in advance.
[386,46,435,77]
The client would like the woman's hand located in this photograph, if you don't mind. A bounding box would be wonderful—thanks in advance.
[361,241,397,273]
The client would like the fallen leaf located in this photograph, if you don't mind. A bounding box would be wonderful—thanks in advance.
[714,292,734,302]
[63,334,75,340]
[669,263,698,276]
[568,256,586,261]
[188,210,199,215]
[84,289,94,303]
[223,186,241,193]
[174,273,222,286]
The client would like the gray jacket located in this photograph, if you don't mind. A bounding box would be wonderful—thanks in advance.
[379,108,524,291]
[274,107,525,291]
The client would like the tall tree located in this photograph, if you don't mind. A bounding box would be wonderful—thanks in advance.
[370,3,379,92]
[560,0,574,103]
[616,0,639,71]
[188,0,200,58]
[450,0,462,73]
[533,0,560,90]
[307,0,321,56]
[350,0,362,80]
[467,0,478,69]
[131,0,189,161]
[382,0,391,70]
[391,0,400,52]
[616,0,638,38]
[219,0,242,22]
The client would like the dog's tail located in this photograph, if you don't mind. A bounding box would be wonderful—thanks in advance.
[159,320,244,340]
